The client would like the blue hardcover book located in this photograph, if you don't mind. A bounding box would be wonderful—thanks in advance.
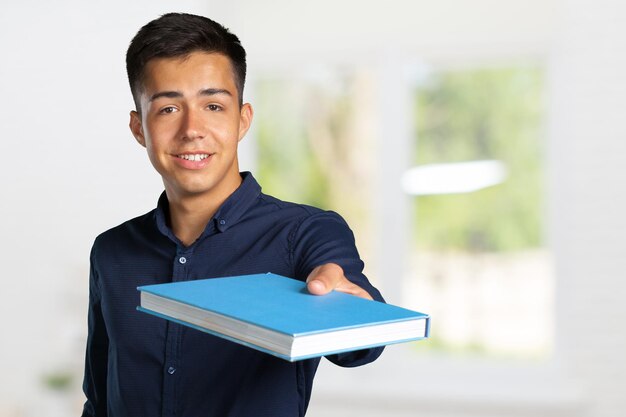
[137,273,429,361]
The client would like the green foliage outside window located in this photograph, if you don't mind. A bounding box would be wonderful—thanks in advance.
[414,67,545,252]
[255,80,332,209]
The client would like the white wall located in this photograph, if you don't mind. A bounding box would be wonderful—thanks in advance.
[212,0,556,67]
[549,0,626,415]
[0,1,210,414]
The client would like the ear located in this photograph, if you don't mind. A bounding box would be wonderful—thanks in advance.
[129,110,146,147]
[237,103,254,142]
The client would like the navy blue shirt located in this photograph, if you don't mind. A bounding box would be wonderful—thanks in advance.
[82,172,384,417]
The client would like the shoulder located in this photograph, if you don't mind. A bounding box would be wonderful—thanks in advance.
[254,193,354,246]
[256,192,321,215]
[91,209,156,258]
[254,192,348,228]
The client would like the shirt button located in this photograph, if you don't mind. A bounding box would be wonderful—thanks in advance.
[219,219,226,225]
[168,366,176,375]
[179,257,187,264]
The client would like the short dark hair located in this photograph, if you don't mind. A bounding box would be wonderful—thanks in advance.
[126,12,246,112]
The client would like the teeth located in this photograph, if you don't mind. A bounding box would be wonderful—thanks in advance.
[178,154,209,161]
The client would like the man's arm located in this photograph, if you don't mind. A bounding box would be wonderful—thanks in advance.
[293,210,386,367]
[81,249,109,417]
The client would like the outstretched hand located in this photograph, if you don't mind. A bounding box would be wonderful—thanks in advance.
[305,263,373,300]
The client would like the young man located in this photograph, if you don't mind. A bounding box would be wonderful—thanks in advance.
[82,12,384,417]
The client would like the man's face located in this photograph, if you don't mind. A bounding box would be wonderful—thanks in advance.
[130,52,252,202]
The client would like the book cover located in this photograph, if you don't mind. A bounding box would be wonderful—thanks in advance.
[137,273,429,361]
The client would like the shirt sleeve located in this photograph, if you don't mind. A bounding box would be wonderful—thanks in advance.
[291,210,385,367]
[81,245,109,417]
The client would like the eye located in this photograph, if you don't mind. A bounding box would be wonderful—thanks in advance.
[207,104,222,112]
[158,106,178,115]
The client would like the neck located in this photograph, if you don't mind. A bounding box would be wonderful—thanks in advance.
[166,175,243,246]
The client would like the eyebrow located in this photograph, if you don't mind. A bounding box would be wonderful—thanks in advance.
[149,88,233,102]
[200,88,232,97]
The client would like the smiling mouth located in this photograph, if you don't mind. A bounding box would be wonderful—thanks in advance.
[176,153,211,161]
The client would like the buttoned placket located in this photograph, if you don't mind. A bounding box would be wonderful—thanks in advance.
[161,245,194,417]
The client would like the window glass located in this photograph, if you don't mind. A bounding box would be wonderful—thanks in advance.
[408,66,553,358]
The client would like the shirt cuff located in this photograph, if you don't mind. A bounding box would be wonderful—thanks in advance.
[325,345,385,368]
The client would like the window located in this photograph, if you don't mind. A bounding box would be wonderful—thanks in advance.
[408,66,553,358]
[252,64,553,360]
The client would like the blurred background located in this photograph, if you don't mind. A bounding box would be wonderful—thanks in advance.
[1,0,625,416]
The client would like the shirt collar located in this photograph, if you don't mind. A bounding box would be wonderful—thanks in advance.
[154,172,262,244]
[212,171,261,233]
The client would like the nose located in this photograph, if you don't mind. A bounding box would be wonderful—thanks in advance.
[181,108,205,141]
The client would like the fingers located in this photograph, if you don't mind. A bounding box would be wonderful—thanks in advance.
[306,263,343,295]
[334,280,374,300]
[306,263,373,300]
